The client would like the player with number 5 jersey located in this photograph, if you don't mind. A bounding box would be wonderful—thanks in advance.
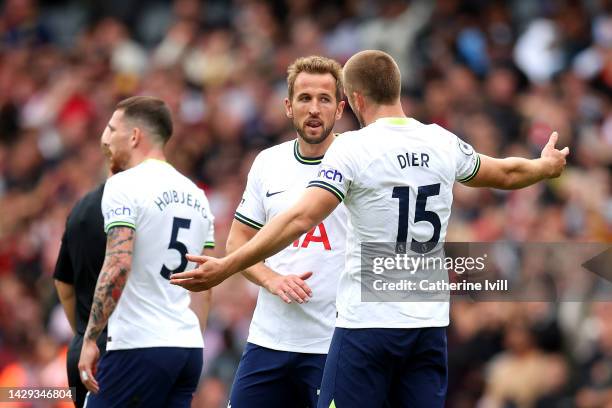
[78,96,213,408]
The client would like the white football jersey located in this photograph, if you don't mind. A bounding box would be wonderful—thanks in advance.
[309,118,480,329]
[101,159,215,350]
[236,139,347,354]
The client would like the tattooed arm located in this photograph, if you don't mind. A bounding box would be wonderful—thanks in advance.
[78,226,134,393]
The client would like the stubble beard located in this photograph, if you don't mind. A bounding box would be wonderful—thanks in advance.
[294,119,334,145]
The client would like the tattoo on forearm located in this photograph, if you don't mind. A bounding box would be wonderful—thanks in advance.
[85,227,134,341]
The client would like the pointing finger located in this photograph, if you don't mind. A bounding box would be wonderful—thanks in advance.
[547,131,558,148]
[186,254,209,264]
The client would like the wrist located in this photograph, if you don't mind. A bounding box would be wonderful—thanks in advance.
[221,256,240,280]
[534,158,551,179]
[261,275,273,291]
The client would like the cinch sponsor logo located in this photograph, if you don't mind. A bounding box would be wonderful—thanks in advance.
[105,206,132,219]
[318,168,343,183]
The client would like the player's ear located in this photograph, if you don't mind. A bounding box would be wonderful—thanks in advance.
[354,91,365,112]
[284,98,293,118]
[130,127,141,148]
[336,100,345,120]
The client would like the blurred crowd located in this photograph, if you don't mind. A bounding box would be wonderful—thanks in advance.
[0,0,610,406]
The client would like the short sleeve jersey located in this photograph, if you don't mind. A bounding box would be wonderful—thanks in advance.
[235,140,348,353]
[101,159,215,350]
[308,118,480,329]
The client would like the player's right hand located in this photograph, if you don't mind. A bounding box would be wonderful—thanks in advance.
[540,131,569,178]
[78,338,100,394]
[264,272,313,304]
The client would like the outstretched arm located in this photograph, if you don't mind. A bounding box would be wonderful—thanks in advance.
[79,226,134,393]
[171,187,339,291]
[464,132,569,189]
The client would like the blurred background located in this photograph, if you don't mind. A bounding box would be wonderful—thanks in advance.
[0,0,611,406]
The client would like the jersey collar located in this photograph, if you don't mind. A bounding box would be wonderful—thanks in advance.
[375,117,415,126]
[143,158,171,166]
[293,140,324,165]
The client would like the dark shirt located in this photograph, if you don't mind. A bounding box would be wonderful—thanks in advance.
[54,183,107,337]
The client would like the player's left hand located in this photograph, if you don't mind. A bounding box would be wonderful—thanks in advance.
[78,339,100,394]
[170,254,231,291]
[540,131,569,178]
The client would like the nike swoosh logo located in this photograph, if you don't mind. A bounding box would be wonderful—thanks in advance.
[266,190,285,197]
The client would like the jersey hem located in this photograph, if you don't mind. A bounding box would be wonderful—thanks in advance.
[247,336,330,354]
[104,221,136,233]
[106,340,204,351]
[307,181,344,201]
[335,320,449,329]
[234,212,264,230]
[458,154,481,183]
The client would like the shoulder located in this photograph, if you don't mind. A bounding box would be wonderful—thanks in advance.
[325,130,366,161]
[105,167,137,189]
[102,169,143,206]
[334,129,361,140]
[259,140,294,160]
[425,123,458,143]
[249,139,294,171]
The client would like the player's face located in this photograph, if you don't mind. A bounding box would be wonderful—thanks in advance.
[285,72,344,144]
[101,110,133,174]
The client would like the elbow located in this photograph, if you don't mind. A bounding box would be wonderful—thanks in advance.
[501,172,531,190]
[54,279,75,301]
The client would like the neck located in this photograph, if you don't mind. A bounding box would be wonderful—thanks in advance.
[128,147,166,168]
[296,133,334,158]
[362,102,406,127]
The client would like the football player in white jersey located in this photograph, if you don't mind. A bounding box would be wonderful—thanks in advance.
[78,96,214,407]
[181,56,347,408]
[172,50,569,407]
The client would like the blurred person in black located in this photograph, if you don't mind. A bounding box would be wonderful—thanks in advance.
[53,146,114,407]
[54,185,108,407]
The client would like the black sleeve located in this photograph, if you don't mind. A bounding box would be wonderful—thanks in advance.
[53,230,74,284]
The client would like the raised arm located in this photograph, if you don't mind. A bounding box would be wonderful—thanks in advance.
[78,225,134,393]
[464,132,569,189]
[171,187,339,291]
[227,220,312,304]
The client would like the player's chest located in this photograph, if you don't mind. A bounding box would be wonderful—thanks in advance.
[260,165,317,217]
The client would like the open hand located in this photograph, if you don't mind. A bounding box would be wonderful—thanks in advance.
[170,254,232,291]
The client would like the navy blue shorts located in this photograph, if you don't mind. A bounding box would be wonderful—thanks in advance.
[318,327,447,408]
[84,347,203,408]
[229,342,327,408]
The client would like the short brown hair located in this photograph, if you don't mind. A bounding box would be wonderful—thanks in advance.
[343,50,401,104]
[287,56,343,103]
[116,96,173,144]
